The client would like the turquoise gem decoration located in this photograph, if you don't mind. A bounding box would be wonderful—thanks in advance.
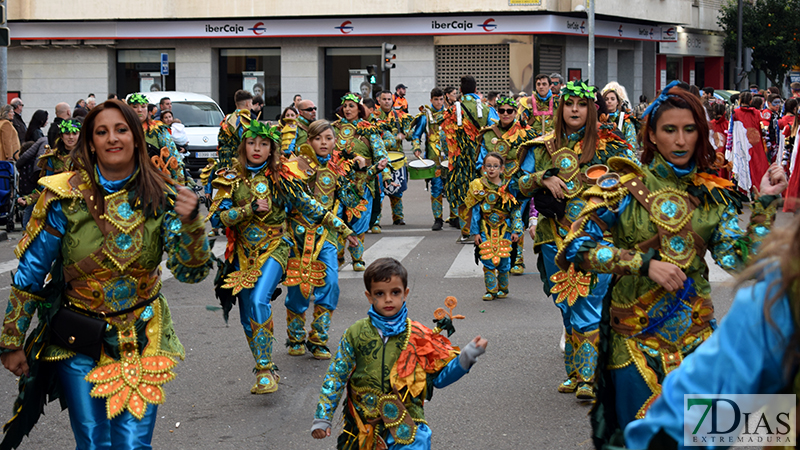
[722,254,736,268]
[117,202,134,220]
[106,278,137,311]
[297,225,306,234]
[754,225,768,237]
[255,182,267,194]
[116,233,133,251]
[396,423,412,441]
[487,193,496,202]
[669,236,686,253]
[660,200,678,218]
[597,247,613,263]
[560,157,572,169]
[382,402,399,421]
[322,175,332,185]
[344,128,351,135]
[316,226,324,235]
[599,177,618,189]
[228,209,239,220]
[565,181,576,190]
[140,305,154,321]
[481,203,491,212]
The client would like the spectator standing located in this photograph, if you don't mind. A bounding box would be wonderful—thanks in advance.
[0,105,20,161]
[86,97,97,110]
[24,110,48,144]
[549,73,564,96]
[47,102,71,147]
[393,83,409,113]
[10,98,26,145]
[155,97,171,120]
[251,95,264,120]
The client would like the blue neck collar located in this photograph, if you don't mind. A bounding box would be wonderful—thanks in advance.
[668,159,696,177]
[565,126,586,142]
[317,153,332,165]
[246,161,268,173]
[96,165,134,194]
[368,303,408,338]
[536,91,553,102]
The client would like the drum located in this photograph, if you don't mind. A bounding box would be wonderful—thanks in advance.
[384,166,408,196]
[387,151,406,171]
[440,160,449,169]
[408,159,436,180]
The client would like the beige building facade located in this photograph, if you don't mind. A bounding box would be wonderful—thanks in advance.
[7,1,725,122]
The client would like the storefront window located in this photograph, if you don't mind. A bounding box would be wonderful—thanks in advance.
[117,50,176,97]
[219,49,281,119]
[666,56,682,84]
[324,47,384,120]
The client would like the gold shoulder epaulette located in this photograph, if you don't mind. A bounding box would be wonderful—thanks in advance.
[39,171,81,199]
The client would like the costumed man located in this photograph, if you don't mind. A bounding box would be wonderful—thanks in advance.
[283,99,317,155]
[410,87,454,231]
[511,80,635,399]
[475,97,538,275]
[283,120,387,359]
[371,90,411,227]
[441,75,498,243]
[518,74,558,138]
[332,93,389,271]
[761,94,782,163]
[201,89,252,236]
[127,94,186,185]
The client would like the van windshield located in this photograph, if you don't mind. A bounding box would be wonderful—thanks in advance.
[169,102,224,127]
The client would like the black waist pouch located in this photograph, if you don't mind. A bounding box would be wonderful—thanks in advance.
[49,307,106,361]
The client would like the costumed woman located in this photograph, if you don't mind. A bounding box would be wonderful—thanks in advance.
[557,82,787,447]
[475,97,538,275]
[126,94,186,185]
[0,99,211,449]
[782,101,800,213]
[331,93,388,271]
[17,118,82,226]
[467,152,523,300]
[208,120,357,394]
[707,102,730,180]
[601,83,639,155]
[512,80,634,400]
[725,91,771,195]
[284,120,386,359]
[623,215,799,449]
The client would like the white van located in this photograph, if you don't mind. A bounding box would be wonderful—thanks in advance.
[127,91,224,177]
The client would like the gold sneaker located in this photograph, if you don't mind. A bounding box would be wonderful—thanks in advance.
[287,343,305,356]
[251,369,279,394]
[558,377,578,393]
[575,383,595,400]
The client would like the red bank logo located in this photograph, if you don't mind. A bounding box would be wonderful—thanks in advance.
[664,27,676,38]
[336,20,354,34]
[481,18,497,32]
[249,22,266,35]
[618,25,624,36]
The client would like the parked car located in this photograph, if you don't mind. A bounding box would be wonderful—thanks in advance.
[126,91,224,178]
[714,90,740,105]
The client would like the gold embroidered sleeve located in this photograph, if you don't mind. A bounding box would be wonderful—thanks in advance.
[1,287,44,350]
[165,212,212,284]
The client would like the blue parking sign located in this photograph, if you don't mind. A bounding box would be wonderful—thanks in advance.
[161,53,169,76]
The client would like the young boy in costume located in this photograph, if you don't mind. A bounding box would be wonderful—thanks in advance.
[466,152,523,301]
[311,258,488,449]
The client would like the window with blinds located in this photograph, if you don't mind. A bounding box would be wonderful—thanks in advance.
[538,45,563,76]
[434,44,510,94]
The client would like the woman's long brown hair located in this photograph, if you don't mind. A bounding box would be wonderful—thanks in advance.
[70,99,171,216]
[553,96,598,165]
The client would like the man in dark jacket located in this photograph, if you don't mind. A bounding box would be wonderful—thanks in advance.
[10,98,26,146]
[47,102,71,147]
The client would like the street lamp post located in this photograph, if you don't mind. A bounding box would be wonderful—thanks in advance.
[575,1,595,84]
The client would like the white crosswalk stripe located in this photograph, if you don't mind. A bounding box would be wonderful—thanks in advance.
[339,236,425,279]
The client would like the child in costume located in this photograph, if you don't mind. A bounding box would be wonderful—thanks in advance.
[208,120,356,394]
[467,152,523,301]
[475,96,538,275]
[284,120,387,359]
[311,257,488,449]
[332,93,389,271]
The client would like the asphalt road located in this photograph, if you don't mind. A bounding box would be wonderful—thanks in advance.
[0,175,790,450]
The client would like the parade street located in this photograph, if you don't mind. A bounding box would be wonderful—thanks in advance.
[0,171,782,450]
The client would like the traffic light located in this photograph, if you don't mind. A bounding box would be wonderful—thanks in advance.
[382,42,396,71]
[366,64,378,84]
[743,47,753,72]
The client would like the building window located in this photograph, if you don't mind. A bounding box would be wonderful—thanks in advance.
[219,48,281,119]
[324,47,383,120]
[117,49,176,97]
[435,44,510,96]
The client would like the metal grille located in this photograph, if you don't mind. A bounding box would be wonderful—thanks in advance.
[538,45,563,76]
[435,44,510,94]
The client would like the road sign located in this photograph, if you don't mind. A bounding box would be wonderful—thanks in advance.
[0,28,8,47]
[160,52,169,76]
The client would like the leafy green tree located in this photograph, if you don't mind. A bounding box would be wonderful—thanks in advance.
[719,0,800,88]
